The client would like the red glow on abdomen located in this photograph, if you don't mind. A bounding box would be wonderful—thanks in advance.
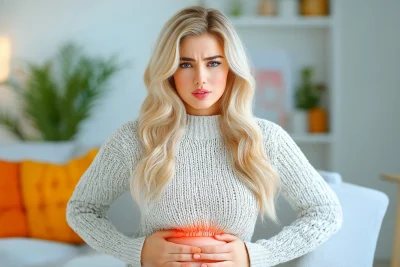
[173,224,225,237]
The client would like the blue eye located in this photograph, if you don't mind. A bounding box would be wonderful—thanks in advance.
[208,61,221,67]
[179,61,221,68]
[180,63,192,68]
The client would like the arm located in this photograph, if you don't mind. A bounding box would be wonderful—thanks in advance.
[66,122,145,266]
[244,123,343,267]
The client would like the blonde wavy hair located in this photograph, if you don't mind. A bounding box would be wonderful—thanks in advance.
[131,5,281,224]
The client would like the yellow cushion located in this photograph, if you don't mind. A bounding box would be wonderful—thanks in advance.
[20,149,98,244]
[0,160,29,237]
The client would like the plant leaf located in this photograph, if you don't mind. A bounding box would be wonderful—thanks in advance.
[0,111,25,140]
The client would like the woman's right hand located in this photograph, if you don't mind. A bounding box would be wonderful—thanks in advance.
[141,230,202,267]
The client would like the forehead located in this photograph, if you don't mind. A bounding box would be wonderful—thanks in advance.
[179,33,224,56]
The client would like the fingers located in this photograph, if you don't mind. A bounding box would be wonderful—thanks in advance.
[201,261,234,266]
[163,262,204,267]
[200,243,230,254]
[167,253,196,262]
[169,243,202,254]
[159,229,186,238]
[213,234,237,243]
[168,252,229,263]
[191,252,231,262]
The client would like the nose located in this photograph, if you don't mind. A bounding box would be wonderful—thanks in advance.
[194,66,206,86]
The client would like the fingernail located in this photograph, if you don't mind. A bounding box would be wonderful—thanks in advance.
[193,254,200,259]
[215,234,220,238]
[201,264,207,267]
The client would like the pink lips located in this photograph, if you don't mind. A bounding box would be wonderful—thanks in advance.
[192,89,211,99]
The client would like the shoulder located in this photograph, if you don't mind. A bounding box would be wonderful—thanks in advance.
[254,117,286,140]
[253,117,283,159]
[253,117,296,159]
[116,119,139,138]
[102,119,141,155]
[255,117,305,163]
[111,119,139,138]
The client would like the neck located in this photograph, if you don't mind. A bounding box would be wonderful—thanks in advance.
[184,113,221,140]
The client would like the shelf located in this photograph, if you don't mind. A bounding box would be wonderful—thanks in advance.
[290,133,333,144]
[229,16,333,28]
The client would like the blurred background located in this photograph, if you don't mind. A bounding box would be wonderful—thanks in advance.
[0,0,399,267]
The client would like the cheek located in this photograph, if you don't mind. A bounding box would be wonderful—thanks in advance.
[210,71,228,88]
[173,71,191,89]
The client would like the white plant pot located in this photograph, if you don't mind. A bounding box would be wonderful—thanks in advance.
[290,110,308,134]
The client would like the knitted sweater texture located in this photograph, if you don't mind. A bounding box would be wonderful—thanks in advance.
[66,114,342,267]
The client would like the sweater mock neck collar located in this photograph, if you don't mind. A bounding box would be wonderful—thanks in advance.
[184,113,221,140]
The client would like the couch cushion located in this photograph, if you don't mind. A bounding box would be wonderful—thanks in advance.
[19,149,98,244]
[0,160,28,237]
[0,238,81,266]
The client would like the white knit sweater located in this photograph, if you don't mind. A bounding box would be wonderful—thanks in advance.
[66,114,342,267]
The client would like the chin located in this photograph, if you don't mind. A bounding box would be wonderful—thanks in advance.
[189,103,215,110]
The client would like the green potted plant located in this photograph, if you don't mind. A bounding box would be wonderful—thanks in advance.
[0,42,125,161]
[292,66,327,133]
[0,41,125,142]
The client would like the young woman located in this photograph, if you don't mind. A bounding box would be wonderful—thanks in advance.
[67,6,342,267]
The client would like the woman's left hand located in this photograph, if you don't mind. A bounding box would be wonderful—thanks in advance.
[194,233,250,266]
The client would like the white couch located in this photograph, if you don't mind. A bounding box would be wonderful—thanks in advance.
[0,143,389,267]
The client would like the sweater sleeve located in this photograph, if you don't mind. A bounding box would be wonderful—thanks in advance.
[66,122,146,266]
[244,122,343,267]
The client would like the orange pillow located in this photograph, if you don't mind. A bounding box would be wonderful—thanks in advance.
[0,160,29,237]
[20,149,98,244]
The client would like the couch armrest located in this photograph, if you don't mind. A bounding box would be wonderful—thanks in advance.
[279,182,389,267]
[317,169,343,184]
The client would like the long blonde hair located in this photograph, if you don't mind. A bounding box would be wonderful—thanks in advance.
[131,6,281,224]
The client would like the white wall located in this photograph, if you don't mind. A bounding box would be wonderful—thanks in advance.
[1,0,399,261]
[336,0,400,260]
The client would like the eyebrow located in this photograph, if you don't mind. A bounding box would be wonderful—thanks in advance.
[179,55,224,61]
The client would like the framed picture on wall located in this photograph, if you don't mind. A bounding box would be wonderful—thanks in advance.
[249,49,293,130]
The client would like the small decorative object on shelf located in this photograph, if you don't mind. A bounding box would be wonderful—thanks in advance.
[300,0,329,16]
[293,66,328,133]
[258,0,278,16]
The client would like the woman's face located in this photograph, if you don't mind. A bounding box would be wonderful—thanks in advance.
[173,33,230,116]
